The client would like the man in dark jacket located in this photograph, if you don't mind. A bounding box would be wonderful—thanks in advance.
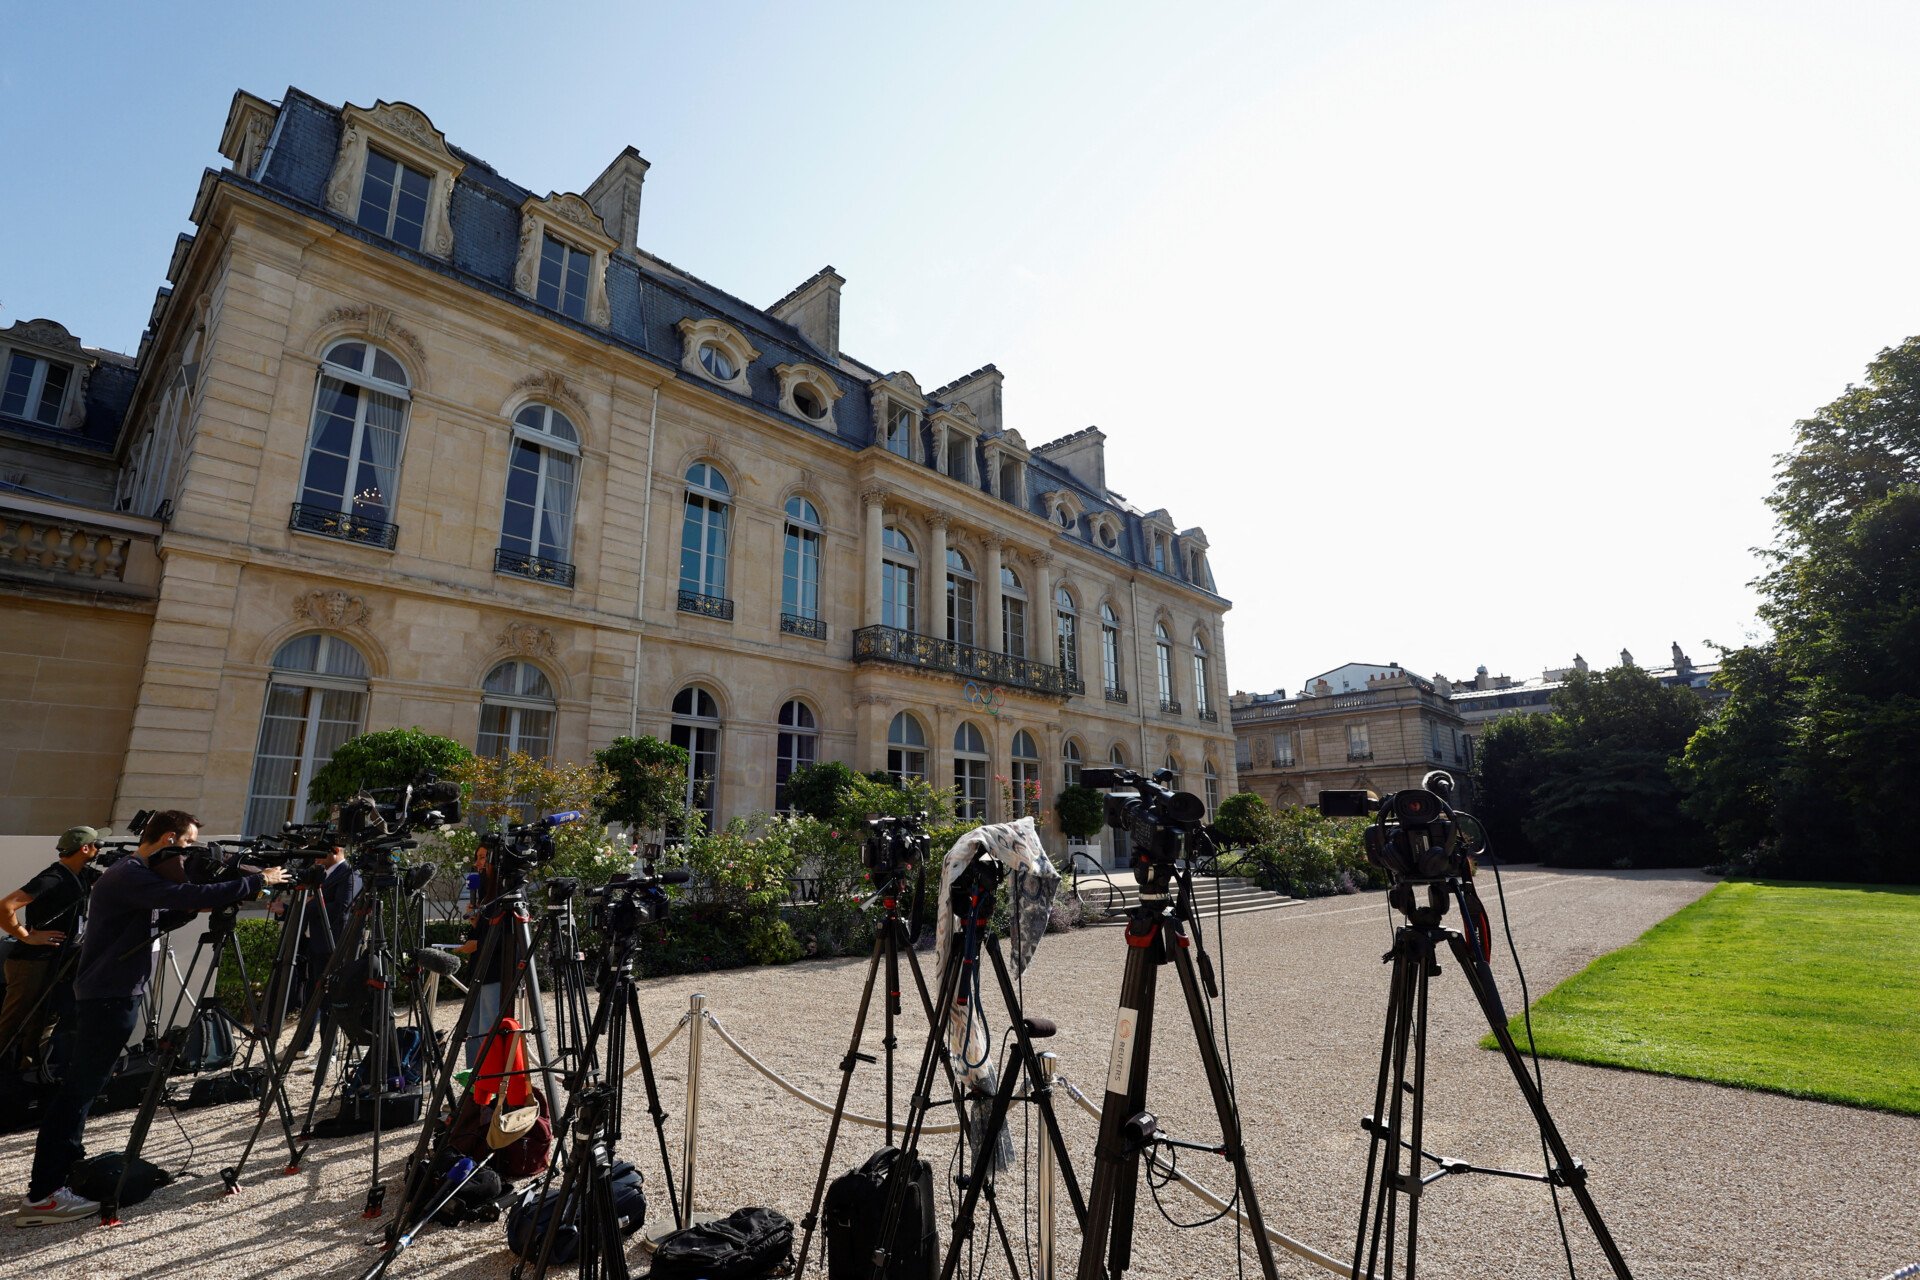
[17,810,288,1226]
[0,826,107,1075]
[279,845,360,1062]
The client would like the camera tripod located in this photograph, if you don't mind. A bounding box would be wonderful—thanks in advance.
[863,855,1090,1280]
[1075,843,1280,1280]
[102,895,270,1223]
[366,874,562,1277]
[224,856,442,1220]
[511,881,682,1280]
[1351,878,1633,1280]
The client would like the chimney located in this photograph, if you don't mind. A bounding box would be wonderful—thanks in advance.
[933,364,1003,435]
[1574,654,1589,674]
[1671,641,1692,676]
[1620,648,1634,668]
[1033,425,1106,493]
[584,147,650,252]
[769,266,845,360]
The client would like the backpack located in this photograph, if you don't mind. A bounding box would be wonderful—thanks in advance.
[334,1025,426,1128]
[825,1146,938,1279]
[67,1152,173,1208]
[504,1161,646,1262]
[648,1205,793,1279]
[166,1005,239,1076]
[182,1064,269,1109]
[426,1151,508,1227]
[449,1084,553,1179]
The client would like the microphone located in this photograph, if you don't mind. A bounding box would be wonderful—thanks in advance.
[653,867,692,885]
[412,947,461,977]
[542,810,584,827]
[414,781,462,805]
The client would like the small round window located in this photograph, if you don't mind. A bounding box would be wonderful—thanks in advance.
[699,343,737,381]
[793,383,826,420]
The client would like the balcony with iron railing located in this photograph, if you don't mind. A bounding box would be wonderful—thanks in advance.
[1197,706,1218,723]
[494,547,576,588]
[1,492,161,600]
[852,625,1084,698]
[289,501,399,550]
[677,590,735,620]
[1159,697,1182,716]
[781,613,827,641]
[1103,685,1129,704]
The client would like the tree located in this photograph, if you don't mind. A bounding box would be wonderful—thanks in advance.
[1471,713,1558,862]
[594,735,689,832]
[1212,792,1271,849]
[781,760,860,822]
[307,727,473,808]
[1679,335,1920,883]
[1056,785,1107,842]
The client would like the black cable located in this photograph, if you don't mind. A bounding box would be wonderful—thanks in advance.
[1488,858,1578,1277]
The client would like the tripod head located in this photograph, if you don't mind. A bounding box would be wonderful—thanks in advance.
[947,853,1003,925]
[1079,767,1209,903]
[1321,771,1494,943]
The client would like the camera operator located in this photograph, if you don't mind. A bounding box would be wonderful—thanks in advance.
[452,838,505,1070]
[0,827,109,1078]
[269,845,360,1067]
[17,810,289,1226]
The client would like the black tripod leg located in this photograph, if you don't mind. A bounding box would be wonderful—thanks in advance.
[982,935,1089,1229]
[794,926,888,1278]
[1446,932,1636,1279]
[1075,920,1160,1280]
[1166,931,1281,1280]
[624,984,680,1228]
[1353,935,1411,1280]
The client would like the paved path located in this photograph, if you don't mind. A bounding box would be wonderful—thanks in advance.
[2,866,1914,1278]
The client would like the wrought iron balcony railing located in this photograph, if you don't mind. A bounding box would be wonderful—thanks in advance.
[852,625,1084,698]
[494,547,576,587]
[1348,750,1374,762]
[781,612,827,640]
[1159,697,1182,715]
[289,501,399,550]
[1197,706,1218,723]
[677,590,734,620]
[1103,685,1129,704]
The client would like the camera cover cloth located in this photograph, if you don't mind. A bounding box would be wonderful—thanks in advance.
[933,817,1059,1169]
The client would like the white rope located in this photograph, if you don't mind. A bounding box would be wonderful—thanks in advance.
[620,1011,691,1081]
[1880,1265,1919,1280]
[700,1010,965,1134]
[1055,1072,1368,1280]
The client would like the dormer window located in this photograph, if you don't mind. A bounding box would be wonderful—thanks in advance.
[678,318,759,395]
[537,234,592,320]
[885,406,916,459]
[1089,513,1120,550]
[2,352,73,427]
[775,362,842,427]
[868,373,927,462]
[945,433,972,480]
[1153,536,1169,573]
[357,148,432,251]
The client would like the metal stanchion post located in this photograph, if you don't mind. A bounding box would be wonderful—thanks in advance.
[1037,1051,1059,1280]
[680,992,707,1230]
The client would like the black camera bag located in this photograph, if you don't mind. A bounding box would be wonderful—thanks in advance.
[166,1003,239,1075]
[67,1152,172,1207]
[182,1064,269,1108]
[648,1205,792,1279]
[331,1025,425,1128]
[825,1146,937,1279]
[504,1160,645,1260]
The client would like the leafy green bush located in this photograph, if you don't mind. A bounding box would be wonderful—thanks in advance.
[1056,785,1106,841]
[782,761,860,822]
[1245,808,1382,898]
[307,728,473,808]
[1213,792,1272,849]
[595,735,690,833]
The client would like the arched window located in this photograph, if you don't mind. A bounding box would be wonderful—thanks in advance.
[1155,622,1175,709]
[1100,603,1123,697]
[887,711,927,783]
[679,463,731,607]
[1191,632,1212,716]
[1011,730,1041,817]
[1001,566,1027,657]
[1055,586,1078,680]
[499,404,579,580]
[671,686,721,830]
[478,660,556,759]
[953,721,989,820]
[244,634,370,834]
[782,497,822,628]
[295,341,410,544]
[882,526,917,632]
[1062,738,1083,789]
[1204,759,1221,820]
[946,548,976,648]
[775,699,818,813]
[1163,755,1181,791]
[1110,743,1127,768]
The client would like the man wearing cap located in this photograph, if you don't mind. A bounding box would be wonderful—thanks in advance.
[16,810,289,1227]
[0,826,108,1077]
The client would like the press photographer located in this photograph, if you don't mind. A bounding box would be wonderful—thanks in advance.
[17,809,288,1227]
[0,826,109,1078]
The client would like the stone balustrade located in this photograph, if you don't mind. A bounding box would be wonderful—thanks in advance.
[0,493,162,597]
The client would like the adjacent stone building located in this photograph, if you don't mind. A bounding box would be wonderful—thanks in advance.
[1228,665,1472,811]
[1,88,1237,858]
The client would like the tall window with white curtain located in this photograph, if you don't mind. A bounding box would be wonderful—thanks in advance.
[298,341,410,528]
[679,463,732,601]
[775,700,818,812]
[882,526,917,631]
[478,661,556,759]
[946,549,976,647]
[671,686,721,830]
[782,497,822,622]
[500,404,579,569]
[243,635,370,834]
[954,722,989,820]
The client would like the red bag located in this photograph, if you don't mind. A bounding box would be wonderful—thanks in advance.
[449,1015,551,1177]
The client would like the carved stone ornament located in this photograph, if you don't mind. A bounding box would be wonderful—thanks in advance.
[510,370,589,424]
[320,304,426,369]
[323,101,463,261]
[546,193,606,237]
[860,486,889,510]
[293,589,369,629]
[497,622,558,659]
[3,319,86,358]
[515,193,616,327]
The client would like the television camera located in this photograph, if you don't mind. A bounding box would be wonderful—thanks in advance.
[1078,766,1209,898]
[861,811,930,880]
[1319,771,1492,936]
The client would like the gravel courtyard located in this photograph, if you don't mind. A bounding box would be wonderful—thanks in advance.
[2,865,1914,1279]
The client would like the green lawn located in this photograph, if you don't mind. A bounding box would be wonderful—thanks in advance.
[1494,879,1920,1115]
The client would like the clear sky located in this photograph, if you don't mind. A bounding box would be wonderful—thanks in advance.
[6,1,1919,694]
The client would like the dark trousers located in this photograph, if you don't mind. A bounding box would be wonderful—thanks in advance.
[28,996,140,1201]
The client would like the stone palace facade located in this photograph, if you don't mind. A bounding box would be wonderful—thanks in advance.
[1,88,1236,856]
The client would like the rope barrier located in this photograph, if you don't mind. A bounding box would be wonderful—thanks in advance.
[699,1009,966,1134]
[619,1011,690,1081]
[1054,1071,1366,1280]
[1881,1265,1919,1280]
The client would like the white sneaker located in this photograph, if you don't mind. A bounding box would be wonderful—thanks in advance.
[16,1187,99,1226]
